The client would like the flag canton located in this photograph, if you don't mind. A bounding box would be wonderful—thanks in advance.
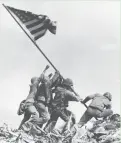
[8,6,39,23]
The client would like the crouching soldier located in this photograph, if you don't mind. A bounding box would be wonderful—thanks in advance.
[44,78,81,134]
[77,92,113,128]
[18,73,44,130]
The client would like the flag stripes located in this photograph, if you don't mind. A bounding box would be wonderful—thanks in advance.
[29,23,44,32]
[25,19,39,27]
[34,29,47,41]
[7,6,56,41]
[31,25,45,35]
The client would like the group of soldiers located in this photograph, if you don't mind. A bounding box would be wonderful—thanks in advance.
[17,65,113,136]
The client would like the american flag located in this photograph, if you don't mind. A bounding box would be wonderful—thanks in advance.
[7,6,57,41]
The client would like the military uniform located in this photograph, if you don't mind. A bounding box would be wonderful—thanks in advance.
[32,71,60,126]
[78,92,113,127]
[18,71,60,129]
[44,85,81,133]
[18,76,42,129]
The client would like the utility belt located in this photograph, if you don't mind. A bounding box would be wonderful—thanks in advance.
[52,104,68,111]
[89,105,103,112]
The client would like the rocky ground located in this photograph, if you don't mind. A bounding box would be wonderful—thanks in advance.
[0,114,120,143]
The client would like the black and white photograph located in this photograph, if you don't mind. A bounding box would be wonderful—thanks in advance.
[0,0,120,143]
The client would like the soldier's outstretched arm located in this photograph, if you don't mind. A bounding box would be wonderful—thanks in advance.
[65,90,81,102]
[38,65,50,83]
[50,71,61,87]
[82,94,97,104]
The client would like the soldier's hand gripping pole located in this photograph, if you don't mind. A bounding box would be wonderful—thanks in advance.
[39,65,50,80]
[70,87,88,109]
[42,65,50,74]
[58,73,88,109]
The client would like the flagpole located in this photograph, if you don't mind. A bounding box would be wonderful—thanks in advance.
[2,4,58,72]
[3,4,88,109]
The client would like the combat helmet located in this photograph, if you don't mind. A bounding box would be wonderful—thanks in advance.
[31,77,38,84]
[62,78,73,87]
[103,92,112,101]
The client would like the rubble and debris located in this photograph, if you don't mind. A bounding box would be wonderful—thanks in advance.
[72,114,121,143]
[0,114,120,143]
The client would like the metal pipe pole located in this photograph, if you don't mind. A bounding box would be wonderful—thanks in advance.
[2,4,58,72]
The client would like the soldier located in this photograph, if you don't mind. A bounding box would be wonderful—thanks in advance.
[32,70,60,127]
[18,72,45,129]
[18,66,60,129]
[77,92,113,128]
[44,78,82,134]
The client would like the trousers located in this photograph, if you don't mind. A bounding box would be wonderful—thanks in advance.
[44,108,73,133]
[78,106,113,127]
[18,102,50,129]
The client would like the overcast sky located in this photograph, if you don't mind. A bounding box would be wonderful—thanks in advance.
[0,0,120,128]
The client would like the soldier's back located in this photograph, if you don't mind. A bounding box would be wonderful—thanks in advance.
[90,94,110,111]
[52,87,66,107]
[35,84,46,102]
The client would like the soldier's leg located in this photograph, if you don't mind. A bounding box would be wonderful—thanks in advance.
[78,108,93,128]
[44,111,59,133]
[61,109,76,133]
[97,109,113,118]
[55,108,71,134]
[36,102,50,125]
[18,112,31,130]
[59,109,70,122]
[69,108,93,138]
[20,105,40,132]
[26,104,40,125]
[67,112,76,131]
[71,113,76,128]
